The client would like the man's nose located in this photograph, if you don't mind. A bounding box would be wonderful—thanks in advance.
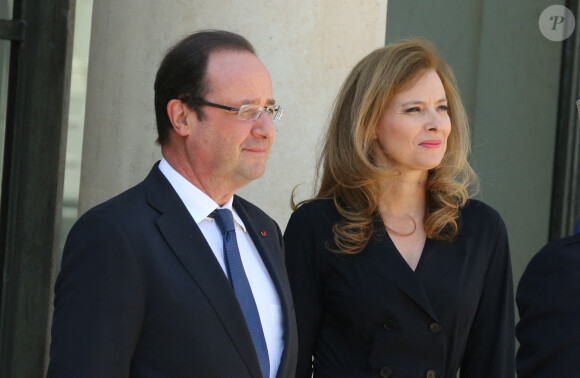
[253,110,275,138]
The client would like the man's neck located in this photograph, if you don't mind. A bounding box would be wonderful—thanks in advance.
[161,150,238,206]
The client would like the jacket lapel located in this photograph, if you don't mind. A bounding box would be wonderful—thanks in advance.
[143,165,262,378]
[356,232,439,321]
[355,212,469,322]
[234,197,288,299]
[233,196,296,378]
[417,234,467,283]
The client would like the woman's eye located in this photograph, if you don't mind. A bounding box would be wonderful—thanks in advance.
[438,105,449,112]
[405,107,422,113]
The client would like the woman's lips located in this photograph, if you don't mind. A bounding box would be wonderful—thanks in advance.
[419,140,441,149]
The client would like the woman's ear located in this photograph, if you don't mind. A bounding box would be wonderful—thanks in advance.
[167,99,193,137]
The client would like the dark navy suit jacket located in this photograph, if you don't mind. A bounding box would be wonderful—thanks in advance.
[516,232,580,378]
[48,163,298,378]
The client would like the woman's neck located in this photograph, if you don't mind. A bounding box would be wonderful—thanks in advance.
[377,171,427,216]
[377,172,429,269]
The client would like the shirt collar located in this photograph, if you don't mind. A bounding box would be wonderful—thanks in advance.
[158,158,246,231]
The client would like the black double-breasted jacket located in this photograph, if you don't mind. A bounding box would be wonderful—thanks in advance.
[284,198,515,378]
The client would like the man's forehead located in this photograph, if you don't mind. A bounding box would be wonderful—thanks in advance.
[205,49,273,100]
[207,49,266,77]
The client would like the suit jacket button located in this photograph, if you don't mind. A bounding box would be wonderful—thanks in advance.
[384,319,396,331]
[426,370,436,378]
[429,322,442,334]
[380,367,392,377]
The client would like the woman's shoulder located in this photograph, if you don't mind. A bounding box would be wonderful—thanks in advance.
[459,198,506,236]
[294,197,336,212]
[461,198,501,217]
[288,198,341,226]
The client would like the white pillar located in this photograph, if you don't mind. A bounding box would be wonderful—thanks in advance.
[80,0,388,228]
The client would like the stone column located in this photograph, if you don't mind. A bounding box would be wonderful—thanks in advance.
[80,0,388,228]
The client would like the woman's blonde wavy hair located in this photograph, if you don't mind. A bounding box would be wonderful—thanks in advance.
[294,38,478,255]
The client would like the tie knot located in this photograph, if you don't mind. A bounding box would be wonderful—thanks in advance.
[210,208,235,234]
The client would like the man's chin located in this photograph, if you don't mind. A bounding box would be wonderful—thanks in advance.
[237,164,267,184]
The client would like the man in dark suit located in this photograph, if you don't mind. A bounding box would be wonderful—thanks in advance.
[48,30,297,378]
[516,232,580,377]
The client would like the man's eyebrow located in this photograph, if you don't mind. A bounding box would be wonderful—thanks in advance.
[239,97,276,106]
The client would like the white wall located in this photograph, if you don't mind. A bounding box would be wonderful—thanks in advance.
[79,0,388,229]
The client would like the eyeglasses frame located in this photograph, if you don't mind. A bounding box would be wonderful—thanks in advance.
[200,100,284,121]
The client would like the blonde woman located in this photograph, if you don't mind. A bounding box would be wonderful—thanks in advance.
[284,38,515,378]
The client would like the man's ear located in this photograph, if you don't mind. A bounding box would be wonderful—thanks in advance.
[167,99,194,137]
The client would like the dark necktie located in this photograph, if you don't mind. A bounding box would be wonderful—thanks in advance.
[210,208,270,378]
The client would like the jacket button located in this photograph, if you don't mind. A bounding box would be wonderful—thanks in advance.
[429,322,442,334]
[380,367,392,377]
[384,319,396,331]
[426,369,436,378]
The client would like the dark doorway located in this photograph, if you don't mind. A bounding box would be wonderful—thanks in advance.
[0,0,75,376]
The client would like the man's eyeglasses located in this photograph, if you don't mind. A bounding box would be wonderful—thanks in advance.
[201,100,285,122]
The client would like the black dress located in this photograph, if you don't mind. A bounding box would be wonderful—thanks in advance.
[284,198,515,378]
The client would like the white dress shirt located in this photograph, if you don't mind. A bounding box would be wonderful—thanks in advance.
[158,158,283,378]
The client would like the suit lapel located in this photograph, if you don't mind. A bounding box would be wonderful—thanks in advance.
[233,196,295,378]
[143,165,262,378]
[234,198,288,298]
